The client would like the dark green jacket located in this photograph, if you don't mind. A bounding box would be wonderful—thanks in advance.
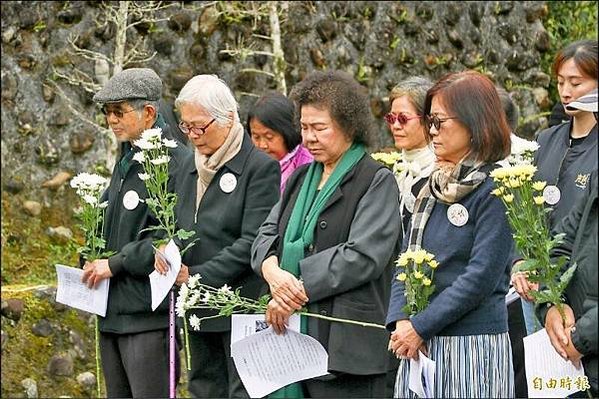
[100,115,191,334]
[537,170,598,393]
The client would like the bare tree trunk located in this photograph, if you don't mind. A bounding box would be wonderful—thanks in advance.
[269,1,286,95]
[104,1,130,172]
[112,1,129,75]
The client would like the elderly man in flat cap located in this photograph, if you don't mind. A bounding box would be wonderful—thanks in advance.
[81,67,190,398]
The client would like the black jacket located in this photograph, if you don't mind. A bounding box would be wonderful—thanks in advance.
[535,121,598,229]
[252,155,402,375]
[537,171,598,393]
[100,115,191,334]
[176,133,280,332]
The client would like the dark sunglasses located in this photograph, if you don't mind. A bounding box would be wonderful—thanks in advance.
[101,106,137,119]
[384,112,421,126]
[179,118,216,135]
[425,114,458,131]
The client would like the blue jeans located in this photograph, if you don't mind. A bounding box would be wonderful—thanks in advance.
[521,299,540,335]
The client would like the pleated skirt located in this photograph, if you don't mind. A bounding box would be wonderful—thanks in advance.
[394,333,514,398]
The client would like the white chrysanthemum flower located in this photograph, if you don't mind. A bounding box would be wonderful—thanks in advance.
[83,194,98,206]
[99,201,109,209]
[132,152,145,164]
[162,138,178,148]
[138,173,150,181]
[71,172,108,191]
[134,138,159,150]
[188,274,201,289]
[201,292,211,303]
[150,155,171,165]
[141,128,163,142]
[218,284,233,295]
[188,292,203,306]
[189,314,201,331]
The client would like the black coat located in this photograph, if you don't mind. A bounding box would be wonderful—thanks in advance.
[176,133,280,332]
[252,156,402,375]
[538,171,598,393]
[535,121,598,229]
[100,116,191,334]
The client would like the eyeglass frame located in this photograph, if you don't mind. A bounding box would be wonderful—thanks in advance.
[425,114,459,132]
[384,112,422,126]
[101,106,138,119]
[179,118,216,135]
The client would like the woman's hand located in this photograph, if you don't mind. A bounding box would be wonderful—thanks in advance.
[154,244,169,275]
[176,264,189,286]
[389,320,425,360]
[265,298,294,335]
[563,326,583,369]
[511,266,539,301]
[545,304,576,360]
[262,256,308,311]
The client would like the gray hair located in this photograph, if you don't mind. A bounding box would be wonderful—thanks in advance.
[389,76,433,116]
[175,74,239,125]
[127,98,159,118]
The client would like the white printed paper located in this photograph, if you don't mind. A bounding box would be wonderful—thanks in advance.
[231,327,328,398]
[408,350,435,398]
[55,264,109,316]
[149,239,181,311]
[524,328,586,398]
[231,314,301,350]
[505,286,520,305]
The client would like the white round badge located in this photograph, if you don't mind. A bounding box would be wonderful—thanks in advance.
[219,173,237,193]
[123,190,140,210]
[543,185,561,205]
[447,203,469,227]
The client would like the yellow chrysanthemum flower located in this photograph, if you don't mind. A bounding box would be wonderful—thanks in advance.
[414,271,424,279]
[491,188,503,196]
[429,260,439,269]
[424,252,434,262]
[532,181,547,191]
[396,254,409,267]
[533,196,545,205]
[397,273,407,282]
[413,250,427,264]
[422,278,432,286]
[503,194,514,203]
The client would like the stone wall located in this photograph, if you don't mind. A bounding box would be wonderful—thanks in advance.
[2,1,554,204]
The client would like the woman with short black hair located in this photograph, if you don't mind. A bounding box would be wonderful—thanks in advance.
[248,91,313,192]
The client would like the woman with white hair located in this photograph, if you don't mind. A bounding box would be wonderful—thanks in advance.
[154,74,280,398]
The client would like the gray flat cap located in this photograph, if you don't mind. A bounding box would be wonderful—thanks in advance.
[93,68,162,103]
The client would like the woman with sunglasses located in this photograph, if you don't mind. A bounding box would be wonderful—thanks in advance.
[386,77,435,237]
[154,74,280,398]
[512,39,598,315]
[387,70,514,397]
[247,91,313,193]
[252,70,401,397]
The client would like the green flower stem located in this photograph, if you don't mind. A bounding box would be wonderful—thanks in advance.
[183,313,191,371]
[299,311,386,329]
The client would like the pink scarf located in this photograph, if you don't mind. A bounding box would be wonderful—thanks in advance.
[279,145,313,193]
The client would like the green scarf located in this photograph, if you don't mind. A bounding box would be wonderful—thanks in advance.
[270,142,365,399]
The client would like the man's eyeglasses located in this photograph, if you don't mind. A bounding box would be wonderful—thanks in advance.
[179,118,216,135]
[425,114,458,131]
[384,112,421,126]
[101,107,137,119]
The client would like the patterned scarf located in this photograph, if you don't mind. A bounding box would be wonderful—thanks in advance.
[395,145,436,215]
[408,155,492,250]
[194,119,243,222]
